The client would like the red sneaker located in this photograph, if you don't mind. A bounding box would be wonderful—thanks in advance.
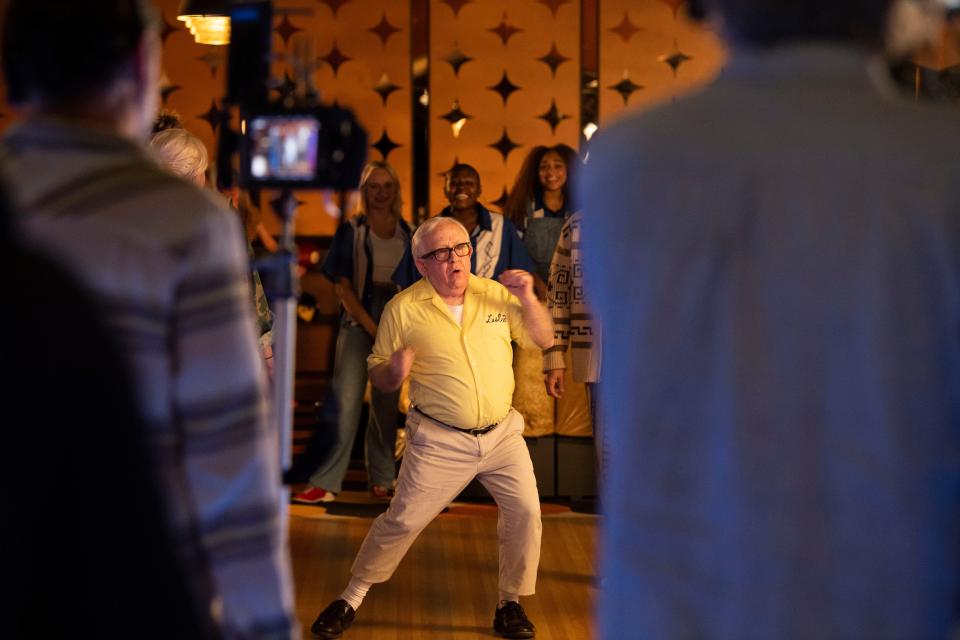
[292,487,335,504]
[370,485,394,500]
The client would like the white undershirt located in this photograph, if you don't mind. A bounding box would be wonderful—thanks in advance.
[446,303,464,326]
[369,230,405,284]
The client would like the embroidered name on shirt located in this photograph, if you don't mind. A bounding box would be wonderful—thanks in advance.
[486,313,507,324]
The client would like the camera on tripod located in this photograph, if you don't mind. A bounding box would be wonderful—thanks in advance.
[220,0,367,193]
[239,106,366,190]
[214,1,369,477]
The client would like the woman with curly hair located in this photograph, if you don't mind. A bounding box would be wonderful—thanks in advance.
[503,143,579,296]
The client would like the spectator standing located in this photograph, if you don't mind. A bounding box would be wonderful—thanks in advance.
[1,177,217,639]
[292,161,411,503]
[503,144,579,296]
[581,1,960,638]
[0,1,298,638]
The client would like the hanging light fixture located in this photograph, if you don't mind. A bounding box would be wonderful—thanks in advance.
[177,0,232,45]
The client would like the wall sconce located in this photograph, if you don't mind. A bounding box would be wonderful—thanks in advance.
[178,0,232,45]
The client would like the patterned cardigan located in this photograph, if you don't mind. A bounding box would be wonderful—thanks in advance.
[542,212,601,382]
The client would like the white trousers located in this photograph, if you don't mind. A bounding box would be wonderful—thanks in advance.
[350,408,542,595]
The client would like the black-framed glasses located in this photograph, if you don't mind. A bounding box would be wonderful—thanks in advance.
[418,241,472,262]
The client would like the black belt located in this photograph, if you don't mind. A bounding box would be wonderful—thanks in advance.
[411,406,499,436]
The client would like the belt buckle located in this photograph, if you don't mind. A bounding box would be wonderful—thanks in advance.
[468,424,494,436]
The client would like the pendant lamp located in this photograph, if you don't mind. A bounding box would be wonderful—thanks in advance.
[177,0,232,45]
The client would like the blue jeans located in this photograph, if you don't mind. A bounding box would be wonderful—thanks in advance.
[309,292,399,493]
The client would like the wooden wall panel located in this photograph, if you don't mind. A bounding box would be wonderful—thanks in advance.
[598,0,726,123]
[429,0,580,216]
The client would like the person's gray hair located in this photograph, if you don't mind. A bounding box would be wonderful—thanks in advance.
[411,216,469,258]
[149,128,208,183]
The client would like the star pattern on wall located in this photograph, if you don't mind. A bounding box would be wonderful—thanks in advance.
[537,99,570,134]
[609,11,643,43]
[488,71,520,104]
[369,13,401,46]
[373,72,401,105]
[315,0,351,18]
[444,45,473,76]
[659,43,693,77]
[275,14,303,46]
[609,72,644,105]
[492,186,510,212]
[489,128,520,162]
[197,100,228,135]
[272,71,298,103]
[160,11,181,44]
[439,157,462,178]
[537,43,571,77]
[657,0,686,19]
[440,99,472,137]
[372,130,401,160]
[489,12,523,46]
[440,0,473,18]
[537,0,571,18]
[319,42,352,75]
[196,51,225,77]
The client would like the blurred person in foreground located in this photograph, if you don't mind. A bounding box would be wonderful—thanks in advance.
[0,177,215,639]
[149,127,276,371]
[0,1,297,637]
[580,1,960,638]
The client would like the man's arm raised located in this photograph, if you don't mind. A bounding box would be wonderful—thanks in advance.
[498,269,554,350]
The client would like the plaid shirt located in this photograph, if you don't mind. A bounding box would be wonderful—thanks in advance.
[2,118,297,640]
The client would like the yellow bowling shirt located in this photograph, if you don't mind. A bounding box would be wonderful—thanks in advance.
[368,274,536,429]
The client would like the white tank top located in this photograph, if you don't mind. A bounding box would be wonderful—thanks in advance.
[369,230,405,284]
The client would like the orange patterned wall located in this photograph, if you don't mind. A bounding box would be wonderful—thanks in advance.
[0,1,726,223]
[429,0,581,216]
[598,0,726,123]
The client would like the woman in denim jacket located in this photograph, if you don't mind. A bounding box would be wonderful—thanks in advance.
[294,161,411,503]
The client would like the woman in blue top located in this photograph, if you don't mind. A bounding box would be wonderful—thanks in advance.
[294,161,412,503]
[503,144,579,298]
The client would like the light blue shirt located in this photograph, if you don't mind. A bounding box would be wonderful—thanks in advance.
[582,45,960,640]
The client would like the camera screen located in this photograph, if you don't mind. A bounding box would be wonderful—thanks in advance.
[247,115,320,181]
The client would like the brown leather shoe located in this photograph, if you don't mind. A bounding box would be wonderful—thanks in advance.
[493,600,535,638]
[310,599,355,639]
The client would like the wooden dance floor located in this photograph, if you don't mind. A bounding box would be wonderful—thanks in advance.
[289,494,598,639]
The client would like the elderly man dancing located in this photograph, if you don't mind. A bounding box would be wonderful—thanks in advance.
[310,216,553,639]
